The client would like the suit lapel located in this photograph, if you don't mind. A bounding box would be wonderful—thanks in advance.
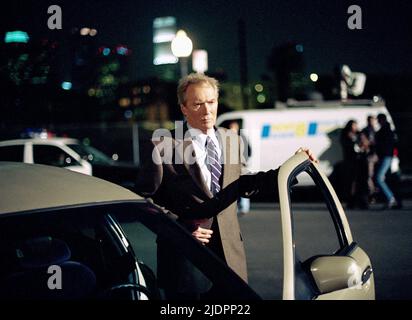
[216,127,239,191]
[174,125,213,198]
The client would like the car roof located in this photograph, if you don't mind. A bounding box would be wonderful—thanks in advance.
[0,138,80,146]
[0,161,143,216]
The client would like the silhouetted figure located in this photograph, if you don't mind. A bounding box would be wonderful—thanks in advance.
[375,114,400,209]
[361,115,379,202]
[340,120,368,209]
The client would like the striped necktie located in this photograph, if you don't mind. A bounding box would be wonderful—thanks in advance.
[206,136,222,195]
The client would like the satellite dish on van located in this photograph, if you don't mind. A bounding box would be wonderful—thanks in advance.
[340,65,366,99]
[349,72,366,96]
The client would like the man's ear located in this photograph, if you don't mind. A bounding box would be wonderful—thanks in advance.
[180,104,186,117]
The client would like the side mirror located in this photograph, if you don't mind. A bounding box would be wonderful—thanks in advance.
[310,256,362,294]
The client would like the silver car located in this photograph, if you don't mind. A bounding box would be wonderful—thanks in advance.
[0,152,374,300]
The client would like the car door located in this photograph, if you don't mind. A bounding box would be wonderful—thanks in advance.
[278,152,375,300]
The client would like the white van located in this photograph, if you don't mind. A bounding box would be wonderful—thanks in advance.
[216,98,399,186]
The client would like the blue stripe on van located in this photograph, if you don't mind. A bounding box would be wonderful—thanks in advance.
[308,122,317,136]
[261,125,270,138]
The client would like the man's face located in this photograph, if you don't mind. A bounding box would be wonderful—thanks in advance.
[180,83,218,133]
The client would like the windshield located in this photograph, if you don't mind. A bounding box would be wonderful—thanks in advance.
[68,144,113,165]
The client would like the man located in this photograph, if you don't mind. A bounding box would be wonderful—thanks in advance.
[375,113,399,209]
[135,73,316,299]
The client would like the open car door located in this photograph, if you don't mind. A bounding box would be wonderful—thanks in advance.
[278,152,375,300]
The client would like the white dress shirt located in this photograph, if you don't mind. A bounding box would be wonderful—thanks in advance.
[187,124,222,191]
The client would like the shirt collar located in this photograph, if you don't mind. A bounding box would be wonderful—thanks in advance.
[187,123,219,149]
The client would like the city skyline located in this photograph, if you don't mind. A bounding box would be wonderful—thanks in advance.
[1,0,411,83]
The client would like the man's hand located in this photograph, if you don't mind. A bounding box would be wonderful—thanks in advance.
[295,147,319,163]
[192,226,213,245]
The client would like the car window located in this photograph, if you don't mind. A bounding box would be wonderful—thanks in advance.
[0,210,140,300]
[0,145,24,161]
[67,144,113,165]
[33,145,79,167]
[290,171,342,263]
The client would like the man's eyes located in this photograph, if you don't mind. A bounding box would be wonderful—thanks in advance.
[194,100,215,105]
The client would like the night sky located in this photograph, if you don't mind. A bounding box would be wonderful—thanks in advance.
[1,0,412,82]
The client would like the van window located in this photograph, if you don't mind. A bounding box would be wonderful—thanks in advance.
[0,145,24,162]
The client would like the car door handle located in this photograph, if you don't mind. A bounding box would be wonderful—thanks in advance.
[361,266,373,284]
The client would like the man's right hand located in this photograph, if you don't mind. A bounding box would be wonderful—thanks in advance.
[192,226,213,245]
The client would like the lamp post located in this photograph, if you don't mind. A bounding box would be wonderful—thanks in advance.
[171,30,193,77]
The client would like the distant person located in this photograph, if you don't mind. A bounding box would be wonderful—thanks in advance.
[375,113,400,209]
[361,115,379,203]
[340,120,368,208]
[228,120,251,216]
[357,131,372,208]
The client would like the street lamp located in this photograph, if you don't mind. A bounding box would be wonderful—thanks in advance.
[171,30,193,77]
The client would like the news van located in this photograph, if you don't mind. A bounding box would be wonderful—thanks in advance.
[216,98,399,186]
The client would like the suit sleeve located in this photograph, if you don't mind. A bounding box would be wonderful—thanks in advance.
[239,169,279,199]
[134,139,163,197]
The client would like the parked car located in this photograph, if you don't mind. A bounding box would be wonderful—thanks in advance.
[0,138,139,189]
[0,153,375,300]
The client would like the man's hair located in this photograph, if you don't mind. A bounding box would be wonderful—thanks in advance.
[377,113,387,122]
[177,73,219,105]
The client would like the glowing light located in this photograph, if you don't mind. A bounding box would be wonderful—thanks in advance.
[153,56,178,65]
[143,86,151,94]
[254,84,264,92]
[171,30,193,58]
[310,73,319,82]
[124,110,133,119]
[89,29,97,36]
[296,44,304,52]
[257,94,266,103]
[192,50,208,73]
[119,98,131,107]
[116,45,129,55]
[112,153,119,161]
[61,81,72,90]
[5,31,29,43]
[153,17,176,28]
[153,32,176,43]
[80,28,91,36]
[102,48,111,56]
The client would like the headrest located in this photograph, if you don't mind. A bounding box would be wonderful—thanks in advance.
[15,236,71,269]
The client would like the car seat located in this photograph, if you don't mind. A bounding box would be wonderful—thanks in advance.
[0,236,96,299]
